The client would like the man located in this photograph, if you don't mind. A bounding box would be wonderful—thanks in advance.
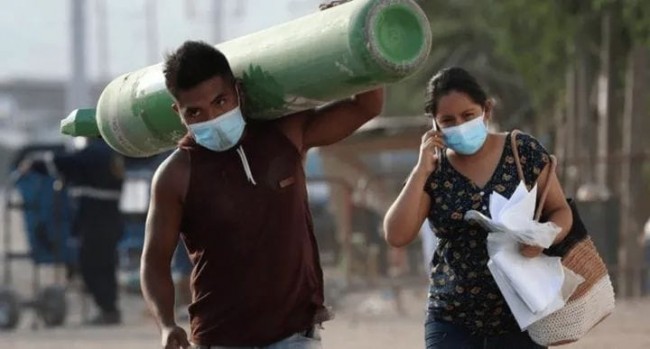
[22,137,124,325]
[140,40,383,348]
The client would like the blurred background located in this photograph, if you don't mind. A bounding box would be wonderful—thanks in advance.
[0,0,649,348]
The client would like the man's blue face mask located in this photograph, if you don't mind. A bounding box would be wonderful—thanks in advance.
[188,105,246,152]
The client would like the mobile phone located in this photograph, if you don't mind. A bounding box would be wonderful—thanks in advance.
[431,121,441,159]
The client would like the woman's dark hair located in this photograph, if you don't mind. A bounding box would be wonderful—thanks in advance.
[424,67,488,116]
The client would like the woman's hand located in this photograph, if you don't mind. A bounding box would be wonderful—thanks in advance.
[520,244,544,258]
[415,130,445,175]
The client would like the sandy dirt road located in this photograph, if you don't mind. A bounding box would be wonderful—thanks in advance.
[0,287,648,349]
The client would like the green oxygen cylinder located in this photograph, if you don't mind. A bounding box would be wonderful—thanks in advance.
[60,0,432,157]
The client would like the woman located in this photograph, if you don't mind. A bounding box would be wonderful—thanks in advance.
[383,67,573,349]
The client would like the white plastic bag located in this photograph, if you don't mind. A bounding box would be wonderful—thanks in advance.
[465,180,584,330]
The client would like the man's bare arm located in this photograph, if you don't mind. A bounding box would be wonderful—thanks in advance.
[141,150,189,330]
[279,88,384,152]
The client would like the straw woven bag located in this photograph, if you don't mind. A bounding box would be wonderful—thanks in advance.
[510,130,615,346]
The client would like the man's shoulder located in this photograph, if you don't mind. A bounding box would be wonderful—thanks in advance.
[257,112,308,153]
[160,149,189,170]
[248,118,283,131]
[152,149,190,196]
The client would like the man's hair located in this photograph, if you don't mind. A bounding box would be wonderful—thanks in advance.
[163,40,235,97]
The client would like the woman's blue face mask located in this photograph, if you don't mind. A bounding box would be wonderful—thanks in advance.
[439,115,488,155]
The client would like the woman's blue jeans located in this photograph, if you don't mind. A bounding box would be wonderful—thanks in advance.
[425,317,546,349]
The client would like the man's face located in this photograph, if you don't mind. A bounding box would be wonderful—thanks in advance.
[172,75,240,125]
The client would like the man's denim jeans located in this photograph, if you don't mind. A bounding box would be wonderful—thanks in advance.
[193,328,321,349]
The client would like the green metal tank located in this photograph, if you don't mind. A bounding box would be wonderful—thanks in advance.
[61,0,432,157]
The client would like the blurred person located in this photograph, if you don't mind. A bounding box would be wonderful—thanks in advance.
[139,39,383,349]
[20,137,125,325]
[383,67,572,349]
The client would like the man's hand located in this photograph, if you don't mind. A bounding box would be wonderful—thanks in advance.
[319,0,352,11]
[161,325,190,349]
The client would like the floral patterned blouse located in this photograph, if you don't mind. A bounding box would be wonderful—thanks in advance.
[424,132,550,335]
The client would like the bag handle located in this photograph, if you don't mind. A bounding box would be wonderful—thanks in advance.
[510,130,557,221]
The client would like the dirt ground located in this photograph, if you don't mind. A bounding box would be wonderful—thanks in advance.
[2,205,649,348]
[1,282,649,349]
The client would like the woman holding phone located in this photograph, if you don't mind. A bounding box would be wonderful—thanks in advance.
[383,67,573,348]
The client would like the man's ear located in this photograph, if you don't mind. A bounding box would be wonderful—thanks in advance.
[235,79,246,108]
[172,103,190,131]
[235,79,244,96]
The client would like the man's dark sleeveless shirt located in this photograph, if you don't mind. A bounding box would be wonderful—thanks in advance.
[178,122,326,346]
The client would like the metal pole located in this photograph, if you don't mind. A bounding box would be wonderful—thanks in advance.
[96,0,110,80]
[212,0,224,44]
[145,0,159,64]
[67,0,90,112]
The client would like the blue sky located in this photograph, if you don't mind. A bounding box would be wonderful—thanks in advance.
[0,0,320,81]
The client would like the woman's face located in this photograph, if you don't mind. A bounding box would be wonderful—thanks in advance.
[434,91,485,129]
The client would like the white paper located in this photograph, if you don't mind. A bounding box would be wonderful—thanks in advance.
[466,181,559,248]
[464,180,584,329]
[488,234,564,314]
[488,259,583,330]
